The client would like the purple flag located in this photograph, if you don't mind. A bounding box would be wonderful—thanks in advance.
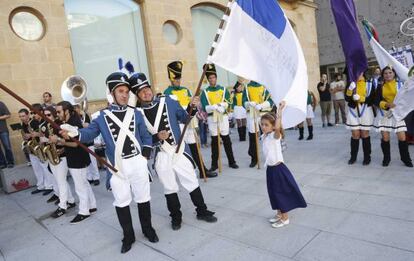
[330,0,368,82]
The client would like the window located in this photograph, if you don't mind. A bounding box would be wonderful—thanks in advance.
[64,0,149,100]
[191,5,237,88]
[9,7,46,41]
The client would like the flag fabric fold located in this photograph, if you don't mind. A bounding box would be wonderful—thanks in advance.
[330,0,368,83]
[362,19,409,82]
[207,0,308,129]
[394,70,414,121]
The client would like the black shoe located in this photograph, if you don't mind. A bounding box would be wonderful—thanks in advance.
[249,161,257,168]
[121,240,135,254]
[143,229,159,243]
[42,189,53,196]
[87,179,93,184]
[403,161,413,168]
[322,124,326,128]
[382,160,390,167]
[47,194,59,203]
[306,135,313,140]
[209,165,218,172]
[171,223,181,231]
[298,136,304,140]
[93,180,100,186]
[327,123,334,127]
[50,207,66,218]
[197,214,218,223]
[0,165,6,169]
[201,170,217,179]
[89,208,97,214]
[7,164,14,168]
[31,189,44,194]
[54,199,60,205]
[67,202,76,209]
[70,214,90,224]
[348,158,356,165]
[229,163,239,169]
[362,158,371,166]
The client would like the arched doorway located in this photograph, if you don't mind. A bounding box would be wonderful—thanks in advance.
[63,0,149,100]
[191,4,237,87]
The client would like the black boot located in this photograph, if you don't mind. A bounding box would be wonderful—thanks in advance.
[222,135,238,168]
[381,139,391,167]
[165,193,182,230]
[348,138,359,165]
[115,206,135,253]
[240,126,247,141]
[190,187,217,223]
[137,201,159,243]
[298,127,304,140]
[306,126,313,140]
[210,136,219,171]
[362,137,371,165]
[398,140,413,167]
[248,132,258,167]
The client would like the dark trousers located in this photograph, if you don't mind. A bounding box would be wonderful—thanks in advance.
[198,121,208,145]
[0,131,14,166]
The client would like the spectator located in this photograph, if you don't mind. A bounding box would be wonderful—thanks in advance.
[0,101,14,168]
[41,92,56,109]
[317,74,333,127]
[330,73,347,125]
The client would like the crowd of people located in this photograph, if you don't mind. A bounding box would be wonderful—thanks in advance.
[1,60,413,254]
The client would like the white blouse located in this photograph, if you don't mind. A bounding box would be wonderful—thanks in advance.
[262,132,284,167]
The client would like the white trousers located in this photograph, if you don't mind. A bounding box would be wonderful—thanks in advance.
[109,155,151,207]
[69,167,97,215]
[49,157,75,209]
[155,151,199,195]
[207,115,230,136]
[29,154,52,190]
[233,106,247,119]
[246,112,261,134]
[87,146,100,181]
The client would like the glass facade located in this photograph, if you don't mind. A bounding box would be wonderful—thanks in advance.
[63,0,149,101]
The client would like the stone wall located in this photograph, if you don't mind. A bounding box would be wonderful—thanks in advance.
[0,0,319,164]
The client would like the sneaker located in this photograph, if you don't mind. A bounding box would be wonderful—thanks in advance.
[67,202,76,209]
[327,123,334,127]
[268,215,281,223]
[42,189,53,196]
[271,219,290,228]
[54,199,60,205]
[87,179,93,184]
[89,208,97,214]
[47,194,59,203]
[27,162,32,167]
[93,180,100,186]
[50,207,66,218]
[31,189,44,195]
[70,214,90,224]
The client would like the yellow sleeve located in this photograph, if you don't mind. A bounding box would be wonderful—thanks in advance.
[345,89,353,97]
[379,101,388,110]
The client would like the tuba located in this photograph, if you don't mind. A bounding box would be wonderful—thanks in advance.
[61,75,88,121]
[42,123,62,166]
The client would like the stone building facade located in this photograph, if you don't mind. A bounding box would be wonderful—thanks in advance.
[0,0,319,164]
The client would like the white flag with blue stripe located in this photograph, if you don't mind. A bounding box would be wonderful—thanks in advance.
[207,0,308,128]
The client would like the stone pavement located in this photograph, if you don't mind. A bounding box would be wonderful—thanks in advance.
[1,114,414,261]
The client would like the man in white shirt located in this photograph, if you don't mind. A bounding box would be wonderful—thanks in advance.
[330,74,347,125]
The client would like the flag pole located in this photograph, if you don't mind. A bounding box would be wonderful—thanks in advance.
[0,82,118,173]
[175,0,234,154]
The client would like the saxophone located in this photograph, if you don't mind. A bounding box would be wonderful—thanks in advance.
[42,123,61,165]
[29,120,47,163]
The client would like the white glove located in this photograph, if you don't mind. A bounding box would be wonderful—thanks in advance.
[255,104,262,111]
[60,124,79,138]
[249,101,257,107]
[205,104,218,113]
[352,94,360,101]
[216,106,225,113]
[40,137,49,143]
[348,82,356,91]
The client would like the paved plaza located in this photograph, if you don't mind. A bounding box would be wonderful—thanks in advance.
[1,113,414,261]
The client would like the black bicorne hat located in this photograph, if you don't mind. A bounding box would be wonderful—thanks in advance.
[129,72,150,94]
[106,72,130,93]
[167,61,183,81]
